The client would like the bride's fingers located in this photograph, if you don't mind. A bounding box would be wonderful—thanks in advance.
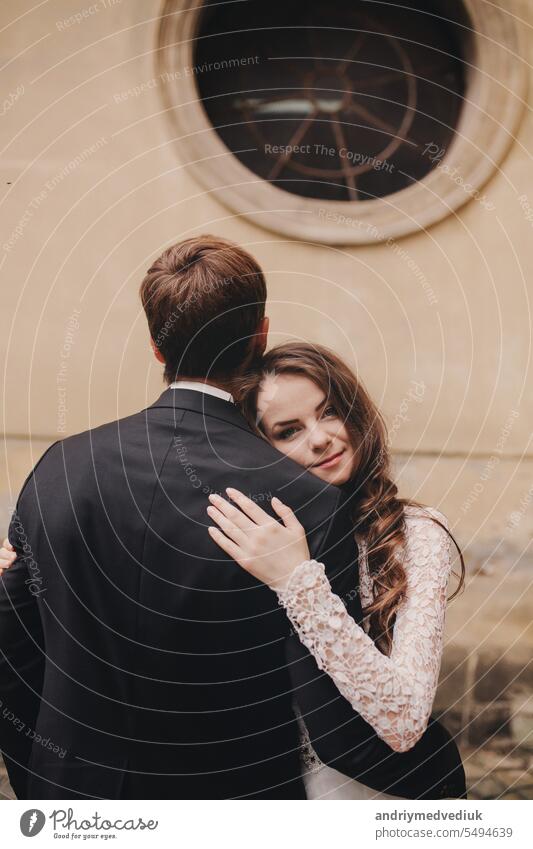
[0,543,16,564]
[0,549,16,565]
[225,488,273,526]
[207,526,242,562]
[271,498,303,532]
[206,505,247,545]
[208,493,254,531]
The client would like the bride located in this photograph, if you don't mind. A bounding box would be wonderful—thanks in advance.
[205,341,466,800]
[0,341,467,800]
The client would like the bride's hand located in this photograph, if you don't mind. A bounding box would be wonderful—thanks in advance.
[0,538,17,577]
[207,488,310,591]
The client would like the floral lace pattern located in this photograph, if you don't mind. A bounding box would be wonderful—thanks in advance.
[281,507,455,753]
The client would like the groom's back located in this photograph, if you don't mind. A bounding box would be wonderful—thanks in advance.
[22,389,345,799]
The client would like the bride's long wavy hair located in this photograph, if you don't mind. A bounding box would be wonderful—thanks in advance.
[236,342,465,656]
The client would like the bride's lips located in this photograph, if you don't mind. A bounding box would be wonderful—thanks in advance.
[313,449,345,469]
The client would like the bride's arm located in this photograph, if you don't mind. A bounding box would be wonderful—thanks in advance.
[206,490,454,754]
[276,510,455,753]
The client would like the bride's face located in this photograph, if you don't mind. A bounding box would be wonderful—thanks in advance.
[256,373,357,485]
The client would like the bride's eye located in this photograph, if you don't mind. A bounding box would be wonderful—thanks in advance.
[322,406,337,418]
[277,425,299,440]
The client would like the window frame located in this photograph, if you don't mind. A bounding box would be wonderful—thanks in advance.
[158,0,527,244]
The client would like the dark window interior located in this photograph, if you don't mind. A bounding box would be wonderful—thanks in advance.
[192,0,471,202]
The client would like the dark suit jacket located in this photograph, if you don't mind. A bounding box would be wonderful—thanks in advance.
[0,388,465,799]
[0,387,359,799]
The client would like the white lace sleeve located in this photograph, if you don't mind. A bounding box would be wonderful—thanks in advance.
[277,508,455,753]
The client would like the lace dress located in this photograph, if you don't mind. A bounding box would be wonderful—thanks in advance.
[276,506,455,800]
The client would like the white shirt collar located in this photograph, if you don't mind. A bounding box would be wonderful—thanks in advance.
[169,380,234,404]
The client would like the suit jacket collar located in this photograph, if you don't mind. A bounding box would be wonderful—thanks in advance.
[147,387,254,435]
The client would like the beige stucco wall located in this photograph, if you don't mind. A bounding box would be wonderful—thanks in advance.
[1,0,533,801]
[1,0,532,573]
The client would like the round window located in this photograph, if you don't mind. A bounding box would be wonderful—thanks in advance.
[196,0,467,203]
[159,0,526,244]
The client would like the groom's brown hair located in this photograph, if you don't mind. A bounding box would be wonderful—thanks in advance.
[140,235,267,383]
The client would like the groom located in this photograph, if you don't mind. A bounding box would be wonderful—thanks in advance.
[0,236,399,799]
